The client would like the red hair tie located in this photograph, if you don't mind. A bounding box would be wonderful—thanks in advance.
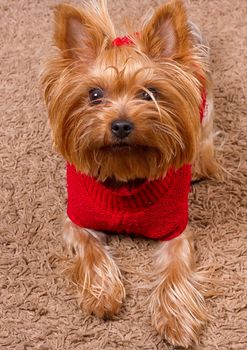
[112,36,134,47]
[112,33,140,47]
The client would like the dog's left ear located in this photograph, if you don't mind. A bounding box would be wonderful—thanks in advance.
[53,3,114,61]
[140,0,191,60]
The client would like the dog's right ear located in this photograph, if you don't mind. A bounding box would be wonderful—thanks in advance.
[54,4,109,61]
[139,0,191,61]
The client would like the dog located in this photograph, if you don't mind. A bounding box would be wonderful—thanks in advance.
[41,0,220,347]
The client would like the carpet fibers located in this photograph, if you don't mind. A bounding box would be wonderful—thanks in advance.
[0,0,246,349]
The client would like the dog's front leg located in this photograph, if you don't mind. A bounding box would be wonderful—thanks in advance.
[63,217,125,318]
[149,228,208,348]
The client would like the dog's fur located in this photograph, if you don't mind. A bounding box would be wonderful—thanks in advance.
[41,0,220,347]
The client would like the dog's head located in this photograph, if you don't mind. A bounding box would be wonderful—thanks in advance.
[42,0,206,182]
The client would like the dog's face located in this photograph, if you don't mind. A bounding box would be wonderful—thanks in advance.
[42,0,204,181]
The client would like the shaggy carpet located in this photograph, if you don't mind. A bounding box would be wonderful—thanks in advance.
[0,0,246,349]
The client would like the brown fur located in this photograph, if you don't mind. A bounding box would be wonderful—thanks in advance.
[149,229,209,347]
[41,0,220,347]
[63,218,125,318]
[41,0,209,182]
[193,88,223,180]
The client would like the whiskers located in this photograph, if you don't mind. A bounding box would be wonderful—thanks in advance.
[152,121,185,151]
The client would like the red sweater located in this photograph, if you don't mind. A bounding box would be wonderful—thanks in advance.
[66,36,206,241]
[67,164,192,240]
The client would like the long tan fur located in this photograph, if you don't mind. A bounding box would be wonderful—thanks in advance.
[41,0,210,182]
[149,228,208,348]
[63,217,125,318]
[41,0,220,347]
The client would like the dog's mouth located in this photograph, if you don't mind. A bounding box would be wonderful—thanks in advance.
[100,143,151,152]
[96,142,163,183]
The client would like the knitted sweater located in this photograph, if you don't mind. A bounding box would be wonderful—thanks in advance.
[67,163,192,240]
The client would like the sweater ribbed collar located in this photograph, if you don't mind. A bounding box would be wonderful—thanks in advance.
[79,169,174,213]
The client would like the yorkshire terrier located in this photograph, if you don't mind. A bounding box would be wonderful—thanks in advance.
[41,0,220,347]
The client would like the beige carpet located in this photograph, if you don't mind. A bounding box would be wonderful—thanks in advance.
[1,0,246,349]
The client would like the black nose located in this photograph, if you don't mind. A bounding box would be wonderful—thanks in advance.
[111,119,133,139]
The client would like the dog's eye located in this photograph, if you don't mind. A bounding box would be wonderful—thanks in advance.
[140,88,158,101]
[89,88,104,104]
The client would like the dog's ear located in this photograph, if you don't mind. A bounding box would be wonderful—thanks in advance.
[54,4,111,60]
[140,0,191,60]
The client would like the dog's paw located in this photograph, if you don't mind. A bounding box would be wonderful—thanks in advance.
[63,218,125,318]
[149,270,208,348]
[77,250,126,319]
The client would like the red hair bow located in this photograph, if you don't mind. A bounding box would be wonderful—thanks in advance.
[112,36,134,47]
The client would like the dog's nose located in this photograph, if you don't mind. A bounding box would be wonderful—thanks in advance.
[111,119,133,139]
